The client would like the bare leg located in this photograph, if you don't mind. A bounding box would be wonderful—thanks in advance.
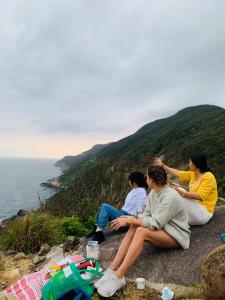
[116,227,179,278]
[110,225,137,271]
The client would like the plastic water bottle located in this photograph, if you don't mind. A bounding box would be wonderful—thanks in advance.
[86,241,100,260]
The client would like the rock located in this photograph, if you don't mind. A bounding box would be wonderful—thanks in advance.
[3,269,20,281]
[26,253,34,259]
[79,206,225,286]
[16,209,27,217]
[0,291,18,299]
[38,243,51,256]
[14,252,26,261]
[63,236,79,253]
[201,244,225,299]
[32,255,46,265]
[44,245,66,266]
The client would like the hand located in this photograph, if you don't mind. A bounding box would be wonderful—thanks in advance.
[111,216,129,230]
[153,157,163,167]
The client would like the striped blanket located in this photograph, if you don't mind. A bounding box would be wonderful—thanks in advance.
[5,255,83,300]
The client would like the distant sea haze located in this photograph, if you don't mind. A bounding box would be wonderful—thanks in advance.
[0,157,61,222]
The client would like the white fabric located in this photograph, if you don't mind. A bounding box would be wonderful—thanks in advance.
[122,187,147,215]
[182,197,212,225]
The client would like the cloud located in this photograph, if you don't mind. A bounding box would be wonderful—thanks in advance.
[0,0,225,157]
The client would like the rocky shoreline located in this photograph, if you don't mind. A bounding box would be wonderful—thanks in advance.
[40,176,64,190]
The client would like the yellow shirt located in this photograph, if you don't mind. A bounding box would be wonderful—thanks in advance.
[178,171,218,213]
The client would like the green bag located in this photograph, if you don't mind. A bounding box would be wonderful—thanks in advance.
[42,258,102,300]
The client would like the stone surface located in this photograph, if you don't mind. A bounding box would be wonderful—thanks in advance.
[79,206,225,285]
[44,245,65,266]
[16,210,27,217]
[2,269,20,282]
[32,255,45,265]
[201,244,225,299]
[14,253,26,261]
[0,251,34,288]
[38,243,51,256]
[63,236,79,253]
[93,281,161,300]
[0,291,19,299]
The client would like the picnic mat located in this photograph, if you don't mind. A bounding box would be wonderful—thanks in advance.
[5,255,83,300]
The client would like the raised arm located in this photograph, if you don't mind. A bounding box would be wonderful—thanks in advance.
[154,157,179,178]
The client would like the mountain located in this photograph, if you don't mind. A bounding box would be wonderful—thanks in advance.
[56,143,110,169]
[55,143,110,185]
[45,105,225,220]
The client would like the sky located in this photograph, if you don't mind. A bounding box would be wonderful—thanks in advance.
[0,0,225,159]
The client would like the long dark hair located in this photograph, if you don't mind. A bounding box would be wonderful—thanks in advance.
[190,153,211,173]
[129,171,148,189]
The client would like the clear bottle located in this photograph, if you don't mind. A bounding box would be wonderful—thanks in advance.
[86,241,100,260]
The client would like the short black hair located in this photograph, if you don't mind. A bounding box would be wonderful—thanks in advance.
[190,153,210,173]
[147,165,167,186]
[128,171,147,188]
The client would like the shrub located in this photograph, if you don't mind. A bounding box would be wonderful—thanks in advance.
[0,212,66,254]
[60,217,88,237]
[83,215,96,230]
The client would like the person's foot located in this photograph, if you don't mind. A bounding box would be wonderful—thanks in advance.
[85,225,97,238]
[94,268,114,289]
[97,272,126,297]
[93,231,105,243]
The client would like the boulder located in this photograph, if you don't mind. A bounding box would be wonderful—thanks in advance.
[38,243,51,256]
[78,206,225,286]
[63,236,79,253]
[14,252,26,261]
[201,244,225,299]
[32,255,45,265]
[16,210,27,217]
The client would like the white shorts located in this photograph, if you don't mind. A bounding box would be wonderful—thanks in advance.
[182,198,212,225]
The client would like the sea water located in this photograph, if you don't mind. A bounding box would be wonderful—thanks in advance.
[0,157,61,222]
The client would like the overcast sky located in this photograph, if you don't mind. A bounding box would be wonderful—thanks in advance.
[0,0,225,158]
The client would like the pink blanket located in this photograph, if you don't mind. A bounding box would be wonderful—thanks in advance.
[5,255,83,300]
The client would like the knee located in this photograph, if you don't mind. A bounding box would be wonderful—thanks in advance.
[100,203,111,211]
[135,227,147,239]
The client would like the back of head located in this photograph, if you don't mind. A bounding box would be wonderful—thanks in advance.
[147,165,167,186]
[190,153,210,173]
[129,171,148,188]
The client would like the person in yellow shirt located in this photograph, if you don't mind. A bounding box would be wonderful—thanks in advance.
[154,153,218,225]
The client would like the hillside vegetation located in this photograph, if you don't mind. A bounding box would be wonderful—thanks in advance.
[44,105,225,221]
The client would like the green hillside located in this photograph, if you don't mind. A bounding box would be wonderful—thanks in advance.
[55,143,110,185]
[45,105,225,221]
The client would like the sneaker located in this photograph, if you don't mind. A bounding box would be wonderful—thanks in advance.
[92,231,105,243]
[85,225,97,238]
[94,268,114,289]
[97,272,126,297]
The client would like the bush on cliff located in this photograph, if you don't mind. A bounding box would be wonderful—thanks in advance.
[60,217,88,237]
[0,212,66,254]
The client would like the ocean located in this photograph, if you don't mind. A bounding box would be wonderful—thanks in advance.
[0,157,62,222]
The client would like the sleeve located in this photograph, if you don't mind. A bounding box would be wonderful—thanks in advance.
[178,171,192,182]
[139,193,176,230]
[195,174,216,201]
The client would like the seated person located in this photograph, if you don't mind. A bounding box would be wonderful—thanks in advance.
[95,165,190,297]
[88,171,148,243]
[154,153,218,225]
